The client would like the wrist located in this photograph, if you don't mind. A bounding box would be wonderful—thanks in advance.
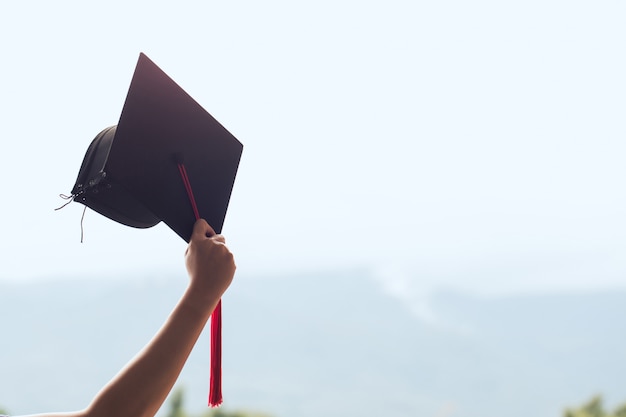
[181,285,221,318]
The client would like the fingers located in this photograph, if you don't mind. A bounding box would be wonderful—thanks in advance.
[212,234,226,244]
[192,218,216,239]
[191,219,225,244]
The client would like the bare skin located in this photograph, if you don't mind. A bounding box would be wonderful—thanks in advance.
[16,219,236,417]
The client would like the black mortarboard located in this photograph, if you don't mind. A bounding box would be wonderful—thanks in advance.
[70,53,243,241]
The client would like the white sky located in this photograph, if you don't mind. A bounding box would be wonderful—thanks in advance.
[1,0,626,296]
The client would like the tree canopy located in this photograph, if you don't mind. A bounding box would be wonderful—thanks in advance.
[564,395,626,417]
[165,387,273,417]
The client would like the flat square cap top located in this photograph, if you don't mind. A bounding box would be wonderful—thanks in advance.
[103,53,243,241]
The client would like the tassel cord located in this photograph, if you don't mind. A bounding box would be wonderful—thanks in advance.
[177,162,223,407]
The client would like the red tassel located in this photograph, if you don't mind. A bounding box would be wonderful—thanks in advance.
[208,299,223,406]
[178,162,223,407]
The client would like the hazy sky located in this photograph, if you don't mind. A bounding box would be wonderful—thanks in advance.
[1,1,626,297]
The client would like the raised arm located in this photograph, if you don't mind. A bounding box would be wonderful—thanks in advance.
[18,219,235,417]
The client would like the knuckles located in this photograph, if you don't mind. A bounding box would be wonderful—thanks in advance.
[190,237,234,261]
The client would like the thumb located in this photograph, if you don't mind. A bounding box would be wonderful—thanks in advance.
[192,218,216,240]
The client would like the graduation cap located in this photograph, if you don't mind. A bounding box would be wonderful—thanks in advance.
[65,53,243,406]
[71,53,242,241]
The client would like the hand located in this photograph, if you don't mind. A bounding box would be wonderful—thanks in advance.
[184,219,236,313]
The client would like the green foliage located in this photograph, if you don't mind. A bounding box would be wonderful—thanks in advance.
[166,387,189,417]
[167,386,273,417]
[202,409,272,417]
[0,406,8,415]
[614,404,626,417]
[564,395,626,417]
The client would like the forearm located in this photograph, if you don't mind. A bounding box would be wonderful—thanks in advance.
[16,220,234,417]
[86,287,219,417]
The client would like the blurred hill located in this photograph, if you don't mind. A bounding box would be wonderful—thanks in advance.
[1,270,625,417]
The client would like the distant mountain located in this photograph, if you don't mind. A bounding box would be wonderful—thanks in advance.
[1,270,625,417]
